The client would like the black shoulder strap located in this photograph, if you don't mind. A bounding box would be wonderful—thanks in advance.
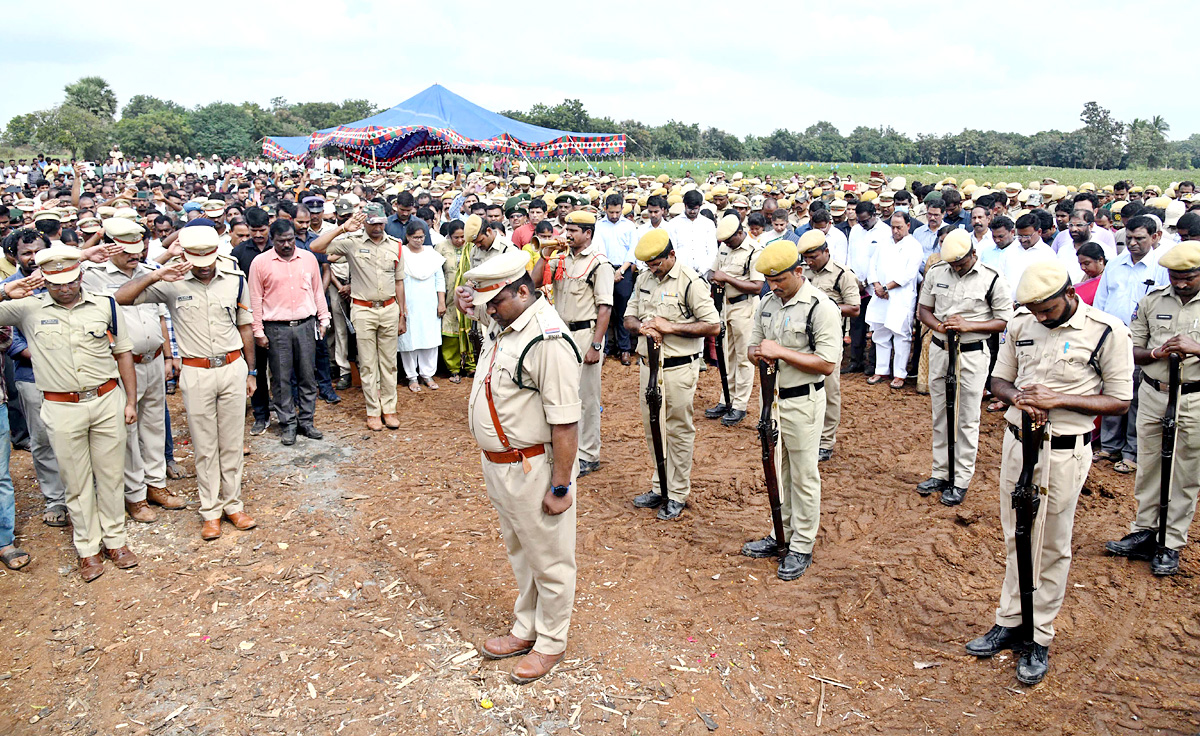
[514,334,582,392]
[107,296,118,339]
[237,273,246,308]
[806,297,819,351]
[1089,324,1113,378]
[986,271,999,305]
[680,274,696,320]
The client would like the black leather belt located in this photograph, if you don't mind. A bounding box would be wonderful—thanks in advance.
[1007,423,1088,450]
[932,336,985,352]
[265,315,314,327]
[567,319,595,331]
[779,380,825,399]
[662,353,699,369]
[727,293,751,304]
[1143,375,1200,395]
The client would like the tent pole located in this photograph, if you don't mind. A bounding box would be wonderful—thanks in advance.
[372,148,377,173]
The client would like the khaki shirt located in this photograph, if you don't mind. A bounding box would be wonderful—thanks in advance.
[468,297,582,453]
[751,279,842,389]
[711,237,764,316]
[918,259,1014,344]
[136,262,252,358]
[804,260,861,308]
[82,262,166,358]
[1131,284,1200,384]
[469,236,517,270]
[325,232,406,302]
[547,244,615,323]
[630,261,720,359]
[994,303,1134,435]
[0,291,131,392]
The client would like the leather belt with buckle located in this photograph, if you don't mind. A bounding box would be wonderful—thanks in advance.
[265,315,314,327]
[483,444,547,465]
[567,319,596,331]
[352,297,396,308]
[182,350,243,369]
[1006,423,1088,450]
[43,378,118,403]
[932,336,985,352]
[132,346,164,364]
[778,380,825,399]
[1143,375,1200,395]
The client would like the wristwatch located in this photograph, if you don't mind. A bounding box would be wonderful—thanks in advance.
[591,342,603,351]
[247,370,258,377]
[551,483,570,498]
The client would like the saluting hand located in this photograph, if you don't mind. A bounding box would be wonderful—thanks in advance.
[455,285,475,315]
[342,212,366,234]
[158,261,192,282]
[2,274,41,300]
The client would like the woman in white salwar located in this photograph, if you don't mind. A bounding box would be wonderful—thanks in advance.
[865,212,924,389]
[397,222,446,392]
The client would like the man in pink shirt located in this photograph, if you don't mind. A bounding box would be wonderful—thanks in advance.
[249,219,330,446]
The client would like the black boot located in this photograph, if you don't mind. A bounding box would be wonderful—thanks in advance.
[656,499,685,520]
[916,477,946,496]
[940,486,967,506]
[741,536,781,558]
[720,409,747,426]
[1104,529,1156,560]
[1016,643,1049,685]
[704,403,728,419]
[777,551,812,580]
[1151,547,1180,576]
[965,624,1020,657]
[633,492,666,509]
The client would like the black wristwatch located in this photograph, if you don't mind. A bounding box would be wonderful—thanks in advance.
[551,483,570,498]
[591,341,603,351]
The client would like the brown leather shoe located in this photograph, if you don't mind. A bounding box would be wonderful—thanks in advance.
[619,352,632,366]
[383,413,400,430]
[103,545,139,569]
[201,519,222,540]
[147,486,186,510]
[481,634,536,660]
[366,415,384,432]
[79,554,105,582]
[125,500,157,523]
[224,511,257,530]
[510,650,564,684]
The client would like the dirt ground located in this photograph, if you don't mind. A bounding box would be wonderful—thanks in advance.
[1,359,1198,736]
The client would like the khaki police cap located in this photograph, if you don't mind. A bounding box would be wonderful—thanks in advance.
[796,229,827,254]
[112,206,139,221]
[33,209,62,223]
[1015,260,1071,305]
[1158,241,1200,271]
[103,217,145,252]
[828,199,848,213]
[463,250,531,305]
[634,229,671,262]
[715,214,741,242]
[711,184,729,197]
[35,244,84,284]
[463,214,484,243]
[655,174,671,184]
[940,229,973,263]
[565,210,596,226]
[755,239,801,277]
[177,225,221,267]
[77,216,103,234]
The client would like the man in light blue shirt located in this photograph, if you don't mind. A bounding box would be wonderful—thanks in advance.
[1093,214,1170,474]
[594,194,638,361]
[912,196,945,267]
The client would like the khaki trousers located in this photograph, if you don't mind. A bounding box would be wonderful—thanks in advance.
[326,283,351,373]
[723,300,756,412]
[772,388,826,553]
[351,302,399,416]
[571,327,602,463]
[640,359,699,503]
[15,381,66,509]
[180,360,247,521]
[481,450,577,655]
[929,342,990,488]
[124,357,167,502]
[1131,385,1200,550]
[994,430,1090,646]
[820,368,842,451]
[41,387,127,557]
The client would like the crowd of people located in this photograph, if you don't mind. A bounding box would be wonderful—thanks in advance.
[0,152,1197,688]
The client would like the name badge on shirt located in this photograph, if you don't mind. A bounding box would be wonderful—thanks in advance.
[1156,314,1172,320]
[39,318,59,325]
[936,283,949,288]
[106,283,120,290]
[761,311,773,318]
[359,248,370,254]
[176,295,193,303]
[1015,339,1034,346]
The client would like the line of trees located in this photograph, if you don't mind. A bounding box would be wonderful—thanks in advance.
[4,77,1198,171]
[2,77,377,160]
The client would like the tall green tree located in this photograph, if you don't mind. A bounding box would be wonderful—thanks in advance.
[121,95,186,119]
[1079,101,1123,169]
[64,77,118,120]
[34,105,111,159]
[114,110,192,158]
[189,102,256,157]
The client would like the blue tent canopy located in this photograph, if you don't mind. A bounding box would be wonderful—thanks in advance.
[263,84,624,164]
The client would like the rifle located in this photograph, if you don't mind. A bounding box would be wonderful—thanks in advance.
[944,329,959,488]
[1158,354,1182,550]
[757,360,786,555]
[1012,412,1044,651]
[645,338,669,504]
[711,283,732,409]
[468,321,484,366]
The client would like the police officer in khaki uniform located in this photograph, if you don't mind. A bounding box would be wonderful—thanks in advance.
[83,218,186,523]
[460,251,582,685]
[916,229,1013,506]
[466,213,517,270]
[798,229,861,460]
[533,211,613,476]
[966,260,1133,686]
[115,225,258,542]
[311,204,406,431]
[624,229,721,520]
[1105,241,1200,576]
[0,246,139,582]
[705,214,763,426]
[741,240,842,579]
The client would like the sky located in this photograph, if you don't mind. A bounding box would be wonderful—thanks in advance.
[6,1,1200,146]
